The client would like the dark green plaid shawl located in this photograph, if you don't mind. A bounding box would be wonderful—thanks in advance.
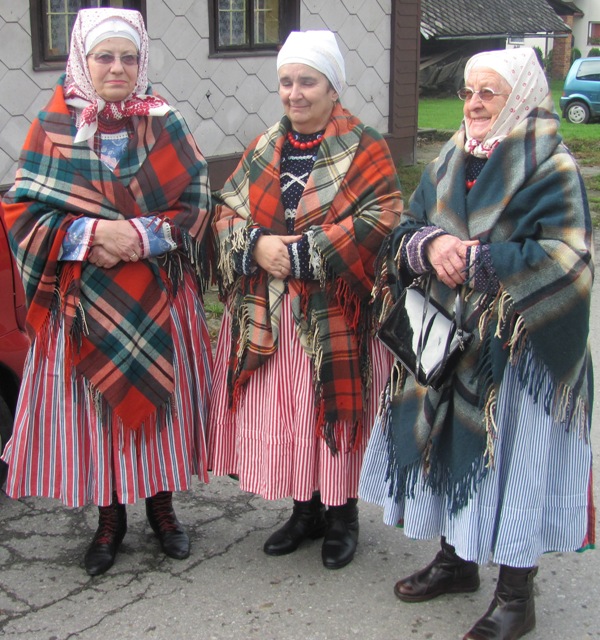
[3,78,211,430]
[376,98,594,512]
[213,104,402,451]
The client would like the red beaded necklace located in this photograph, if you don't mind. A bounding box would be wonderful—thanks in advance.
[286,131,323,150]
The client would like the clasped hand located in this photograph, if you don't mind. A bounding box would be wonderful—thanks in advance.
[254,234,302,279]
[88,219,141,269]
[426,234,480,288]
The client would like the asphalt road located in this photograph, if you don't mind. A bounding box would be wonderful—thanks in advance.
[1,203,599,640]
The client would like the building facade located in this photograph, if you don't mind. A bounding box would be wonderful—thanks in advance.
[0,1,420,190]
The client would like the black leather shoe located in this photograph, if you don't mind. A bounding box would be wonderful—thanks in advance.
[264,492,326,556]
[145,492,190,560]
[394,537,480,602]
[84,498,127,576]
[463,566,536,640]
[321,499,359,570]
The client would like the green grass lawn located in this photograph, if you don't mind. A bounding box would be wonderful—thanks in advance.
[406,79,600,226]
[417,80,600,143]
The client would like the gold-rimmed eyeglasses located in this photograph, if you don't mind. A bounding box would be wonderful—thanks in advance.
[457,87,509,102]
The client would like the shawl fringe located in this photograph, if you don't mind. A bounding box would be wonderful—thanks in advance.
[385,286,590,514]
[381,377,488,515]
[83,375,175,439]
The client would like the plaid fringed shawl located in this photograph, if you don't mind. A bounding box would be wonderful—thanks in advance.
[213,104,402,451]
[376,97,594,513]
[3,78,211,431]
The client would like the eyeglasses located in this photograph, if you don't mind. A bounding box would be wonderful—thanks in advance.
[87,53,140,66]
[457,87,509,102]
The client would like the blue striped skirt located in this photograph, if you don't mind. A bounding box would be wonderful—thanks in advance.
[359,356,592,568]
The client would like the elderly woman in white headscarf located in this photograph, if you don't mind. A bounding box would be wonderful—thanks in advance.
[2,8,213,576]
[207,30,402,569]
[359,48,593,639]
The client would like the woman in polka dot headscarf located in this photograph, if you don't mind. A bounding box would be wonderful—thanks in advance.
[359,47,593,640]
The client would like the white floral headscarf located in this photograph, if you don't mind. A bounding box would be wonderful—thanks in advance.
[463,47,549,158]
[64,8,169,143]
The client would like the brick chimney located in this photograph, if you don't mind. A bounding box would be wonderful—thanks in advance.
[551,14,573,80]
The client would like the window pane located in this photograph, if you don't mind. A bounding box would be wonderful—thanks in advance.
[254,0,278,45]
[34,0,142,68]
[45,0,103,58]
[577,60,600,81]
[47,0,78,57]
[589,22,600,43]
[218,0,248,47]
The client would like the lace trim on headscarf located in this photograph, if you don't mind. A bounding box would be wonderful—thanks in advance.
[65,91,170,143]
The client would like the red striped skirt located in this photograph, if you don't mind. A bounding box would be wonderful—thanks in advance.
[2,274,212,507]
[207,294,393,506]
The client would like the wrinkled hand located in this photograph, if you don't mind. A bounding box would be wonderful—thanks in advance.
[426,234,480,288]
[88,245,121,269]
[93,219,141,263]
[254,234,302,279]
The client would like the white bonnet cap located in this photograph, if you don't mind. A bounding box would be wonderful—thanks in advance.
[277,30,346,94]
[85,17,141,53]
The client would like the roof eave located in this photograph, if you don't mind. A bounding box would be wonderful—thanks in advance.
[421,30,571,41]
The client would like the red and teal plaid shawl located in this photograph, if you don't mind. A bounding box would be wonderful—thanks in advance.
[213,104,402,451]
[3,78,211,431]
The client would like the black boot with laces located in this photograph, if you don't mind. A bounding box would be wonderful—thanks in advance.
[84,493,127,576]
[145,491,190,559]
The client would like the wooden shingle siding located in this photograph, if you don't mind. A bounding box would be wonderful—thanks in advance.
[0,1,421,191]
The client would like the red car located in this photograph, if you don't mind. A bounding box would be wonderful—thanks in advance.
[0,202,29,485]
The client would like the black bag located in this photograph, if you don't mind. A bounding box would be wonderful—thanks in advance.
[377,276,472,390]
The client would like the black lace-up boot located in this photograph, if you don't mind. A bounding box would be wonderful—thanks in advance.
[145,491,190,559]
[84,493,127,576]
[394,537,480,602]
[263,492,326,556]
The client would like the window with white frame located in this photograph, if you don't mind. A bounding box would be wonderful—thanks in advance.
[588,21,600,46]
[210,0,299,54]
[30,0,146,71]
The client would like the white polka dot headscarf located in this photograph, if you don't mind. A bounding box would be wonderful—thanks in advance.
[463,47,549,157]
[64,8,169,143]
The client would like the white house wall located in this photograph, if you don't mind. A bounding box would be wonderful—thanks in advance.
[0,0,391,187]
[514,0,600,60]
[570,0,600,56]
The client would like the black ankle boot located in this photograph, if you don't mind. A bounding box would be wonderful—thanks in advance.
[145,491,190,560]
[263,492,326,556]
[394,536,480,602]
[463,565,537,640]
[321,498,359,570]
[84,493,127,576]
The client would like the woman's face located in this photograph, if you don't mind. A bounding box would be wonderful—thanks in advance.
[463,69,511,140]
[87,37,139,102]
[278,63,338,133]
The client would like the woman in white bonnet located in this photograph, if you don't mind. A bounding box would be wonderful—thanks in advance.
[208,30,402,569]
[359,47,593,639]
[2,8,213,576]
